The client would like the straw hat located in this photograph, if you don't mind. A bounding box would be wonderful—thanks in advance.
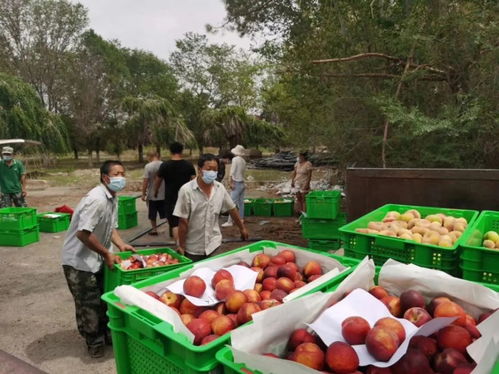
[230,145,246,156]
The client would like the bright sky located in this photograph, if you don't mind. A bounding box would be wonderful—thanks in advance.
[70,0,253,60]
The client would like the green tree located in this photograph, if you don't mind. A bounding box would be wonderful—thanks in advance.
[0,72,68,152]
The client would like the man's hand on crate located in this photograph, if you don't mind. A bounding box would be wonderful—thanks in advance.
[104,252,122,270]
[119,243,136,253]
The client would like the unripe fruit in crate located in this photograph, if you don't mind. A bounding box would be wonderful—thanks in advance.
[484,230,499,242]
[483,239,495,249]
[183,276,206,297]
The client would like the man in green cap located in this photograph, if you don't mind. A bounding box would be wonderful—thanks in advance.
[0,146,27,208]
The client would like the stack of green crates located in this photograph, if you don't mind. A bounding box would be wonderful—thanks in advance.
[253,198,273,216]
[0,207,39,246]
[37,212,71,233]
[302,190,344,251]
[244,198,255,217]
[118,196,138,230]
[272,198,294,217]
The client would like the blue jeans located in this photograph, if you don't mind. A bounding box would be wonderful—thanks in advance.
[230,181,245,220]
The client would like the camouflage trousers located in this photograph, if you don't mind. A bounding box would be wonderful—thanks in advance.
[62,265,108,348]
[0,193,27,208]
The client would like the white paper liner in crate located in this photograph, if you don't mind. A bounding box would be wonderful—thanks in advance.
[230,258,499,374]
[114,244,351,344]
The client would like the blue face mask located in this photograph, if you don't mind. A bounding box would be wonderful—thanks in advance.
[3,155,12,161]
[202,170,217,184]
[107,176,127,192]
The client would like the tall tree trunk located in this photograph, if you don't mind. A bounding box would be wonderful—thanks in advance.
[138,143,144,163]
[73,148,79,160]
[87,150,93,167]
[198,145,203,156]
[95,138,101,162]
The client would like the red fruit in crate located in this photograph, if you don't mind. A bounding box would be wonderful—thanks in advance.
[181,313,195,326]
[215,302,226,315]
[270,289,288,302]
[365,326,400,362]
[260,290,272,300]
[183,276,206,298]
[225,291,247,313]
[262,277,277,291]
[326,341,359,373]
[294,280,306,289]
[434,302,466,326]
[258,299,281,310]
[237,302,262,324]
[287,328,318,351]
[187,318,212,345]
[215,279,235,300]
[212,269,233,288]
[464,314,481,339]
[341,316,371,345]
[366,367,393,374]
[263,265,278,279]
[160,291,182,309]
[199,310,219,324]
[381,296,402,317]
[307,274,322,282]
[408,335,438,359]
[427,296,451,315]
[290,343,325,370]
[251,267,264,282]
[277,264,297,280]
[391,348,434,374]
[453,364,475,374]
[369,286,389,300]
[252,254,271,268]
[404,307,432,327]
[478,308,497,323]
[437,325,472,354]
[226,313,238,327]
[278,249,296,262]
[374,318,406,343]
[243,289,261,303]
[270,255,286,265]
[433,348,469,374]
[303,261,322,277]
[400,290,426,313]
[201,334,219,345]
[145,291,161,300]
[254,283,263,293]
[211,315,235,336]
[180,298,205,316]
[276,277,295,293]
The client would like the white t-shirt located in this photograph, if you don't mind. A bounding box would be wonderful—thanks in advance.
[230,156,246,182]
[144,160,164,201]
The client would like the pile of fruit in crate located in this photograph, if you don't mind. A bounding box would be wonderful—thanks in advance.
[260,285,496,373]
[355,209,468,247]
[120,253,180,270]
[482,230,499,249]
[144,249,326,345]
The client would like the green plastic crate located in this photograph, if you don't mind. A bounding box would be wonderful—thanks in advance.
[339,204,479,275]
[37,212,71,233]
[118,211,138,230]
[273,198,294,217]
[0,226,39,247]
[118,196,138,215]
[243,198,254,217]
[305,190,341,219]
[104,247,192,293]
[216,269,499,374]
[307,239,342,252]
[0,207,37,231]
[301,213,347,240]
[460,210,499,284]
[253,199,273,216]
[101,241,359,374]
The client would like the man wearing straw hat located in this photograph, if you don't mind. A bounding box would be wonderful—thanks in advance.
[222,145,247,227]
[0,146,27,208]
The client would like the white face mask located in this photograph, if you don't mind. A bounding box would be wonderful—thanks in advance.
[107,176,127,192]
[3,155,12,161]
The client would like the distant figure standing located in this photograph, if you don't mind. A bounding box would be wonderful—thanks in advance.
[154,142,196,243]
[0,146,27,208]
[291,152,313,214]
[141,151,165,235]
[216,151,234,183]
[222,145,246,227]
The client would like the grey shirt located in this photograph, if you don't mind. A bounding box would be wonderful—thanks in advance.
[230,156,246,182]
[173,179,236,256]
[61,184,117,273]
[144,160,164,201]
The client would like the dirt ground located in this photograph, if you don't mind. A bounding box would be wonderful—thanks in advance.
[0,181,309,373]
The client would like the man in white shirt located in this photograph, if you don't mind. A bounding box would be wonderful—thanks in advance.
[61,160,135,358]
[174,153,249,261]
[222,145,247,227]
[141,151,165,235]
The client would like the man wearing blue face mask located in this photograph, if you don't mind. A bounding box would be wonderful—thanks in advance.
[174,153,249,261]
[0,146,27,207]
[61,160,135,358]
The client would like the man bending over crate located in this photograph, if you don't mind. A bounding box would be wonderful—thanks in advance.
[174,153,249,261]
[61,160,135,358]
